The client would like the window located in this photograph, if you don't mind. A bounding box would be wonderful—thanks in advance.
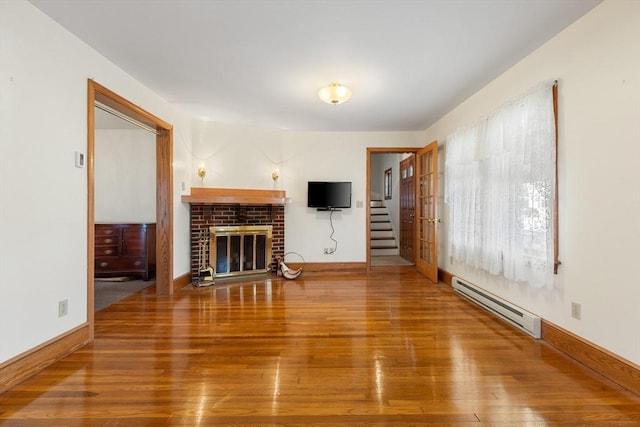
[444,81,557,287]
[384,168,392,200]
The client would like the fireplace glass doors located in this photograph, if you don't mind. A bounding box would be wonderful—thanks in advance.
[209,225,273,278]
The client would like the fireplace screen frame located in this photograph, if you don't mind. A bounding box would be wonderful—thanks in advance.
[209,225,273,278]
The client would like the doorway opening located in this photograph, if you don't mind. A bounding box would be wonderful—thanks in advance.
[366,147,418,271]
[87,80,174,337]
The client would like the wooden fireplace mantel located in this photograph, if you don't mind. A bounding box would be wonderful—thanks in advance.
[181,187,287,205]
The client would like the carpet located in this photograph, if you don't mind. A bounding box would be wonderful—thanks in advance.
[94,277,155,311]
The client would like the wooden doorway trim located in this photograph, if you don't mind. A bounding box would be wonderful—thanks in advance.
[366,147,418,272]
[87,80,174,337]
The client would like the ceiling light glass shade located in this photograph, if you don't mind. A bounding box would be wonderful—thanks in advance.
[318,83,352,105]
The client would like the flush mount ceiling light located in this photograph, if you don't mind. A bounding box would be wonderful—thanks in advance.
[318,83,352,105]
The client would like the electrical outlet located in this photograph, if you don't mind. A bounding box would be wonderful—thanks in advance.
[58,299,68,317]
[571,302,581,320]
[324,248,330,254]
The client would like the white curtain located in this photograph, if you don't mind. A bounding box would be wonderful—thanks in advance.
[445,81,556,287]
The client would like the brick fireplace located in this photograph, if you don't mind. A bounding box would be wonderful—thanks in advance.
[182,188,286,283]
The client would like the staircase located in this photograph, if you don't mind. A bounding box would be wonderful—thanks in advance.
[370,200,399,256]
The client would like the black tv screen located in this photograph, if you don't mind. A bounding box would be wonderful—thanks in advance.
[307,181,352,209]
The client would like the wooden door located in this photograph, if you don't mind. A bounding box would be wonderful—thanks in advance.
[415,141,439,282]
[399,155,415,262]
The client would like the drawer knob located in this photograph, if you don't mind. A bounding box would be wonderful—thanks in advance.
[99,262,109,267]
[104,229,113,235]
[104,249,113,255]
[104,238,113,244]
[134,261,142,266]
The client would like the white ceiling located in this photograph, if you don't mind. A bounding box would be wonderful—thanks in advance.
[30,0,601,132]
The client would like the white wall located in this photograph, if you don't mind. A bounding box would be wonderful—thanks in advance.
[370,154,385,197]
[0,0,192,363]
[282,132,423,262]
[425,0,640,364]
[191,120,284,190]
[95,129,156,223]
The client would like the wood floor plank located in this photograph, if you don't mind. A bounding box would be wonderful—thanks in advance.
[0,269,638,425]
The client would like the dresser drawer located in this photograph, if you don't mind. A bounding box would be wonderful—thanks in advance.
[96,235,119,245]
[95,245,119,256]
[95,256,146,271]
[95,225,119,237]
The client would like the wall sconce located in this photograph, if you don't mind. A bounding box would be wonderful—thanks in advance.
[271,169,279,183]
[197,164,206,183]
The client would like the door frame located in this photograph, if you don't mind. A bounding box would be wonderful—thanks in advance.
[366,147,419,272]
[87,80,174,338]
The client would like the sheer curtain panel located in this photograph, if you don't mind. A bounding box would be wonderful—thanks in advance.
[444,81,556,287]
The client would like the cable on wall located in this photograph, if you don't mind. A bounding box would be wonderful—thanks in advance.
[327,209,338,254]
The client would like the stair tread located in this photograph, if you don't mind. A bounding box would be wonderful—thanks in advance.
[370,202,396,253]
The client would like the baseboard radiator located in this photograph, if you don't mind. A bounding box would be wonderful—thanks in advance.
[452,276,541,339]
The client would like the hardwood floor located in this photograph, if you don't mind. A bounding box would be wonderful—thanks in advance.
[1,269,638,426]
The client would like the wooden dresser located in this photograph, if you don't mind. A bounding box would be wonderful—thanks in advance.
[95,223,156,281]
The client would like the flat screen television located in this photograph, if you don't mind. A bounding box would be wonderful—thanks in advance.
[307,181,352,210]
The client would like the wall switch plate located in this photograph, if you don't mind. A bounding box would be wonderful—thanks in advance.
[58,299,68,317]
[75,151,85,168]
[571,302,581,320]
